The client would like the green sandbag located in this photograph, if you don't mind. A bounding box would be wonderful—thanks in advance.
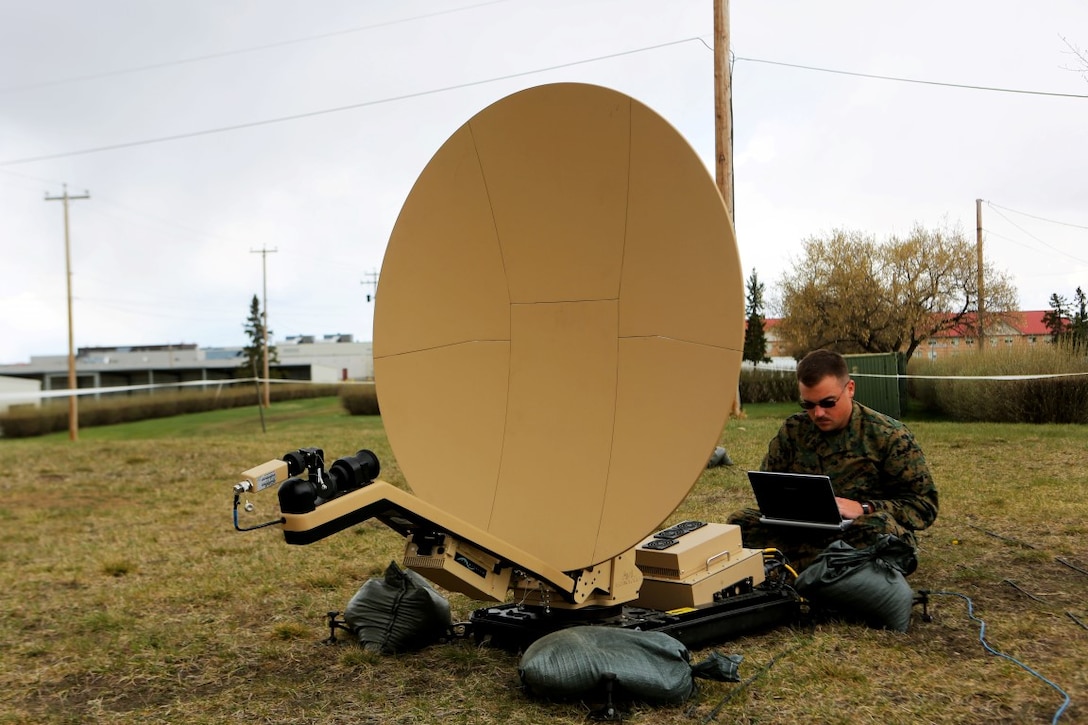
[794,534,916,632]
[518,626,741,705]
[342,561,452,654]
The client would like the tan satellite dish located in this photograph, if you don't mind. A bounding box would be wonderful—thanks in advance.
[374,82,743,574]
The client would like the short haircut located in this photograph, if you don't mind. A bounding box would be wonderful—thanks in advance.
[796,349,848,387]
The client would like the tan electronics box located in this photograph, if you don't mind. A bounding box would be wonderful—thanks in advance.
[635,521,742,579]
[402,534,512,602]
[633,521,765,610]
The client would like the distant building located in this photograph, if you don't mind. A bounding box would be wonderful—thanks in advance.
[759,311,1054,361]
[0,375,42,413]
[921,311,1052,359]
[0,335,373,401]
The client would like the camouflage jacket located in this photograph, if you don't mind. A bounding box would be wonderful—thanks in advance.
[761,401,939,531]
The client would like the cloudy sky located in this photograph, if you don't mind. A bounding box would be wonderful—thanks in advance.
[2,0,1086,365]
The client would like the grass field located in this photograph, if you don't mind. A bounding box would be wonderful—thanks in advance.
[2,397,1086,724]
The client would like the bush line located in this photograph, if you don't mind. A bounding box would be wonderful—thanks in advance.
[0,383,383,438]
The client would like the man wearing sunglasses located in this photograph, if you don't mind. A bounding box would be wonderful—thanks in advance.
[727,349,939,571]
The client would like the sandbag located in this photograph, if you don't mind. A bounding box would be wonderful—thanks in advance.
[342,561,452,654]
[706,446,733,468]
[794,534,916,632]
[518,626,741,706]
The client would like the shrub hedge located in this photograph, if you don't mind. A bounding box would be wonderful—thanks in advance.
[339,383,381,416]
[739,367,798,404]
[0,383,341,438]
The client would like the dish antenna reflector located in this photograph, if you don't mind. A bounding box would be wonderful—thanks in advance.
[374,82,744,573]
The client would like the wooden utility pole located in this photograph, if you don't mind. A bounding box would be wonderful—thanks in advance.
[714,0,734,217]
[251,247,277,407]
[45,184,90,441]
[715,0,743,418]
[976,198,985,352]
[362,269,379,303]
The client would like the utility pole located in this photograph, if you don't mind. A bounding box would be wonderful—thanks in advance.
[976,198,985,353]
[251,247,277,407]
[45,184,90,442]
[362,269,378,303]
[715,0,743,418]
[714,0,734,220]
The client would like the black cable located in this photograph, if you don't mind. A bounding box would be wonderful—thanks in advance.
[966,522,1036,549]
[232,493,285,532]
[695,641,808,724]
[1001,579,1045,604]
[1055,558,1088,577]
[1066,612,1088,631]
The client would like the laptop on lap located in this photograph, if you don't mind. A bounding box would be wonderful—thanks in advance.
[746,470,853,532]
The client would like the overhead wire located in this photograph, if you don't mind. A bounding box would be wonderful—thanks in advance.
[0,0,517,95]
[980,231,1083,279]
[0,37,703,167]
[731,55,1088,100]
[0,167,66,186]
[984,203,1088,266]
[986,202,1088,231]
[83,196,242,243]
[7,27,1088,168]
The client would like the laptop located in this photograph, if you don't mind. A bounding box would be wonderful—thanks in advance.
[746,470,853,531]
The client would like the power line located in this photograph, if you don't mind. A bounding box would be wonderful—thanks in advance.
[6,34,1087,168]
[0,167,66,186]
[732,55,1088,99]
[986,201,1088,231]
[985,205,1088,265]
[0,37,701,167]
[86,196,241,243]
[0,0,516,95]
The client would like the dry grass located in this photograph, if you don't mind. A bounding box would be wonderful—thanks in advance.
[1,400,1086,724]
[908,345,1088,424]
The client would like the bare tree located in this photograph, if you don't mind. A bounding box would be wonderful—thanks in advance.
[1060,35,1088,80]
[775,224,1019,363]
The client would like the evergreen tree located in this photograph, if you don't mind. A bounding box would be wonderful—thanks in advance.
[238,294,279,378]
[1042,292,1070,343]
[742,269,771,365]
[1072,287,1088,353]
[1042,288,1088,352]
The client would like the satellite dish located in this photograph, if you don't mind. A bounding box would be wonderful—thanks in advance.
[374,82,743,573]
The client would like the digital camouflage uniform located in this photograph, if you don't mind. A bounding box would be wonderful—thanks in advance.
[728,401,939,572]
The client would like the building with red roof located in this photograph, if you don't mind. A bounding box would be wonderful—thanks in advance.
[760,311,1057,361]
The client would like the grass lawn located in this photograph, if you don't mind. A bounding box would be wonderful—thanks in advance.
[2,398,1086,724]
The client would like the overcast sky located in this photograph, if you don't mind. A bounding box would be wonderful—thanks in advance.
[2,0,1086,365]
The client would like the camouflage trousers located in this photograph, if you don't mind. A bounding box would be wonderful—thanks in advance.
[725,507,917,574]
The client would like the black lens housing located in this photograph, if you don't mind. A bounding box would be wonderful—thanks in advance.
[282,447,324,476]
[279,476,318,514]
[277,449,380,515]
[329,449,380,494]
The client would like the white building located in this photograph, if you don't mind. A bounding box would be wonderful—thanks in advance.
[0,335,373,402]
[0,375,43,413]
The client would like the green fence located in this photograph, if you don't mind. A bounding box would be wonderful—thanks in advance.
[843,352,903,419]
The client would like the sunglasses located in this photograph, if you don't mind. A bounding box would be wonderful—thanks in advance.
[799,382,849,410]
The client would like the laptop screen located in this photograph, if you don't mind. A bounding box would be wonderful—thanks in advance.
[746,470,846,526]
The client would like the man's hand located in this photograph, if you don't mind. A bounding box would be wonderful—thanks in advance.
[835,497,866,520]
